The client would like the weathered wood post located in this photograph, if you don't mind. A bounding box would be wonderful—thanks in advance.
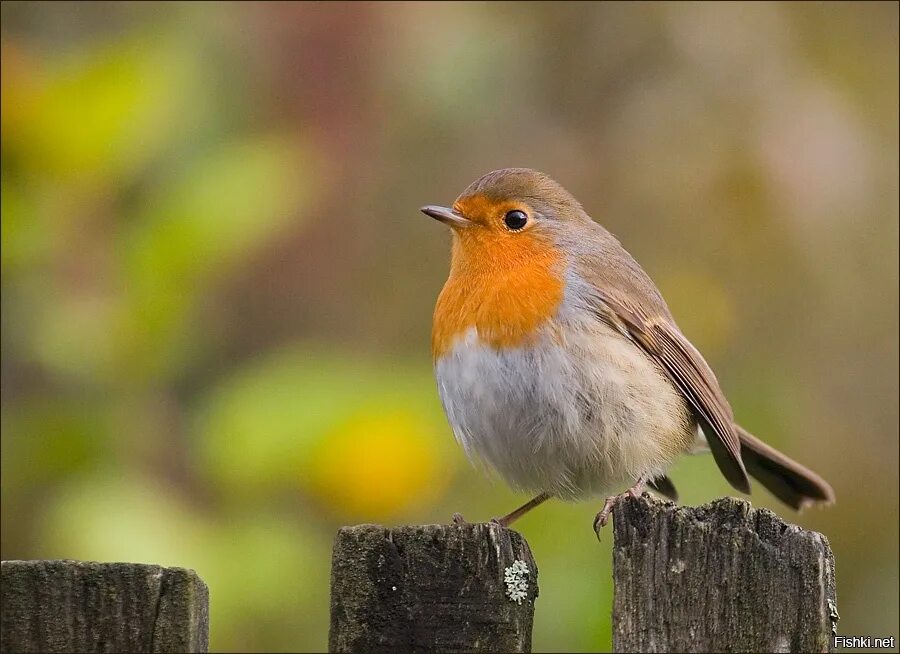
[612,494,838,653]
[0,560,209,653]
[329,523,537,653]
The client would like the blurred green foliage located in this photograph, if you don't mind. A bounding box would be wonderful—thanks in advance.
[1,2,897,652]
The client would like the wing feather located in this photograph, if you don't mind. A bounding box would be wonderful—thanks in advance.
[591,288,750,493]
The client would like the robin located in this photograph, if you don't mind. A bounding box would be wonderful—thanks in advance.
[421,168,834,535]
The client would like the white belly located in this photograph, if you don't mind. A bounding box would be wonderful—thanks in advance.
[434,323,694,499]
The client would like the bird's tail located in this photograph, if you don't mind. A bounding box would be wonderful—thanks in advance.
[736,424,835,510]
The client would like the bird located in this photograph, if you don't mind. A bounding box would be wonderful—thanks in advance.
[421,168,834,535]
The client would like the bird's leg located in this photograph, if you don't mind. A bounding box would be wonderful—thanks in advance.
[452,493,552,528]
[491,492,552,528]
[593,479,646,538]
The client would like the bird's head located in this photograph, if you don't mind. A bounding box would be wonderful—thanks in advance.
[421,168,588,251]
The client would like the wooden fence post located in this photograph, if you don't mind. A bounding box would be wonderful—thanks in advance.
[1,560,209,653]
[329,523,537,653]
[612,494,838,653]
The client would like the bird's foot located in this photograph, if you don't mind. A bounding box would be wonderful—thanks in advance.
[453,492,553,528]
[592,480,645,540]
[453,514,514,528]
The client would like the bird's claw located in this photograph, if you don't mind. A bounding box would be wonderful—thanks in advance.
[592,482,645,541]
[592,497,618,540]
[452,514,511,528]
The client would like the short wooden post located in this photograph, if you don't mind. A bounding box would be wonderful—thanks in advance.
[1,560,209,653]
[612,494,838,653]
[329,523,538,653]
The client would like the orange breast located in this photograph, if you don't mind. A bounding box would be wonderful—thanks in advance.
[432,229,565,359]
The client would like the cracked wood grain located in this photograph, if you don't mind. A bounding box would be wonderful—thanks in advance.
[1,560,209,653]
[612,494,837,653]
[329,523,538,653]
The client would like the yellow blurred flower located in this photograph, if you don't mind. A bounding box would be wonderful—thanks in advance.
[307,406,448,520]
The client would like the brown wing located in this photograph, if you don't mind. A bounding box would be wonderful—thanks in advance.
[592,289,751,494]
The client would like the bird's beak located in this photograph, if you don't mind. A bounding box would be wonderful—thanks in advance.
[421,205,471,228]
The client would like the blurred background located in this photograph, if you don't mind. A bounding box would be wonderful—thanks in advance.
[1,2,897,651]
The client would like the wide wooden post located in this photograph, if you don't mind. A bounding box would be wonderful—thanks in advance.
[612,494,838,653]
[1,560,209,653]
[329,523,537,653]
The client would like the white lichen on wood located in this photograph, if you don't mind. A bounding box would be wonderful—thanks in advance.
[504,559,530,604]
[330,523,537,653]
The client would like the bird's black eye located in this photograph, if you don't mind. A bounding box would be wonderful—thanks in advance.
[504,210,528,231]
